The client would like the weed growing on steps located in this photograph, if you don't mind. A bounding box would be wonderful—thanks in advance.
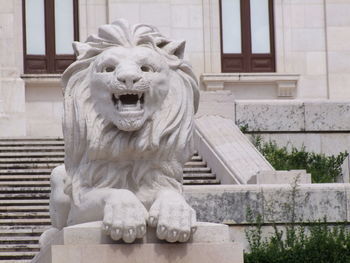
[244,178,350,263]
[247,132,348,183]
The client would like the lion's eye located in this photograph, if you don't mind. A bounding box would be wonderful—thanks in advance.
[141,65,153,72]
[104,66,115,73]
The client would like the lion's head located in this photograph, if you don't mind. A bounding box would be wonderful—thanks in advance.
[62,20,199,194]
[89,44,171,131]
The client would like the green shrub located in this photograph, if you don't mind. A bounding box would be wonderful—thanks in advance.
[244,173,350,263]
[244,219,350,263]
[252,136,348,183]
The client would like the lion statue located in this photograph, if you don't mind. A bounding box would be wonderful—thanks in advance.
[41,19,200,244]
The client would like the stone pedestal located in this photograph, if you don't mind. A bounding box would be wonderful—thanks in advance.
[33,222,243,263]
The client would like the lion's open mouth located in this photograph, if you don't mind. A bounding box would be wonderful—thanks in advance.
[112,92,145,112]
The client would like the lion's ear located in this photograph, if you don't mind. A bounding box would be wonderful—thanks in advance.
[159,40,186,59]
[72,41,90,59]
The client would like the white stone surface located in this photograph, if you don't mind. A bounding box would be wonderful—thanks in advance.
[195,90,235,120]
[33,222,243,263]
[305,101,350,130]
[256,170,312,185]
[184,183,350,224]
[236,100,350,132]
[23,75,64,137]
[236,100,305,132]
[43,19,200,245]
[200,73,299,99]
[195,115,274,185]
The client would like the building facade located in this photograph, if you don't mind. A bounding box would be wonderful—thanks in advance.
[1,0,350,144]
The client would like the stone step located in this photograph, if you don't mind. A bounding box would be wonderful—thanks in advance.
[0,193,49,200]
[0,212,50,219]
[0,200,49,206]
[0,260,31,263]
[0,181,50,187]
[183,167,211,173]
[0,146,65,152]
[0,219,51,225]
[183,173,217,179]
[0,157,64,164]
[0,206,48,212]
[0,251,37,259]
[0,187,50,194]
[0,138,62,142]
[190,155,202,161]
[0,141,64,147]
[0,244,40,251]
[0,175,50,181]
[0,227,48,235]
[0,169,53,175]
[0,163,59,169]
[0,237,39,243]
[0,152,64,158]
[183,179,220,185]
[184,161,207,167]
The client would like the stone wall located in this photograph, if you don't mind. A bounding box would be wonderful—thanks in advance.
[185,183,350,249]
[0,0,25,136]
[235,99,350,156]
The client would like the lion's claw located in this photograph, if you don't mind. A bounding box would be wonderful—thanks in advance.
[149,190,197,243]
[102,190,148,243]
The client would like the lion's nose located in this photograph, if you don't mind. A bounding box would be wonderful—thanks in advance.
[117,72,141,85]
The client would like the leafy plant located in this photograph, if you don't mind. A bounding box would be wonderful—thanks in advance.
[251,135,348,183]
[244,220,350,263]
[244,179,350,263]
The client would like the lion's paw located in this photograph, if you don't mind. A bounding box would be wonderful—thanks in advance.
[102,190,148,243]
[148,191,197,243]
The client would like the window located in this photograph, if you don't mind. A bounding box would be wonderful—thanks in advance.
[22,0,79,74]
[219,0,275,72]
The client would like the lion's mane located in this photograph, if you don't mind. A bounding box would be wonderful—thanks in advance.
[61,20,199,204]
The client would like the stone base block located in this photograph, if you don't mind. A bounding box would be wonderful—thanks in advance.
[33,222,243,263]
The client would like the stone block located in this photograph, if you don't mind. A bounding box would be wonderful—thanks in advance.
[297,75,328,99]
[185,185,263,224]
[108,3,140,25]
[183,184,350,225]
[328,51,350,73]
[33,222,243,263]
[306,52,327,75]
[171,5,189,28]
[235,100,304,131]
[139,3,171,27]
[256,170,311,185]
[326,3,350,27]
[262,184,348,223]
[304,100,350,130]
[327,27,350,52]
[195,90,235,120]
[291,28,325,52]
[329,73,350,99]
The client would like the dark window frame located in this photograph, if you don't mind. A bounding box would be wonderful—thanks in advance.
[219,0,275,73]
[22,0,79,74]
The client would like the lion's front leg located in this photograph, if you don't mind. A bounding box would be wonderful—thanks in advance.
[69,188,148,243]
[102,189,148,243]
[148,189,197,243]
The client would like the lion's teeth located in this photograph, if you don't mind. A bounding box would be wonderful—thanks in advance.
[136,100,141,110]
[118,100,122,110]
[138,93,142,99]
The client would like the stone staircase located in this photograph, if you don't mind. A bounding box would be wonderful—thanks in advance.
[0,138,219,262]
